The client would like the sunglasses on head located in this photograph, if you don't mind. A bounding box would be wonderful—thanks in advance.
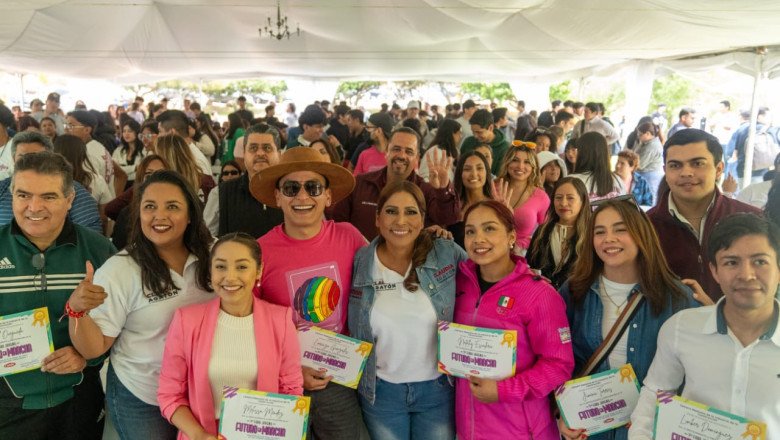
[279,180,325,198]
[221,170,240,177]
[512,140,537,149]
[589,194,641,213]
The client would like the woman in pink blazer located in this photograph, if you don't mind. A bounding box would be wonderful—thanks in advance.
[158,233,304,440]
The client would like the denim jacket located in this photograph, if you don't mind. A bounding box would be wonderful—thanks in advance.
[348,237,467,404]
[557,279,698,440]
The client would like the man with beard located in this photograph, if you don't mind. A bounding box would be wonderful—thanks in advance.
[330,127,459,239]
[203,124,283,238]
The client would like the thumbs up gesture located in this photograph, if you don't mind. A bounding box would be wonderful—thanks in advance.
[67,261,107,314]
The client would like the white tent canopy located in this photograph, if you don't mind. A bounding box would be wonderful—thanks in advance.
[1,1,780,84]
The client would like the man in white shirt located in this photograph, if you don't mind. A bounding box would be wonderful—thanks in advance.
[629,213,780,439]
[156,110,213,176]
[569,102,620,145]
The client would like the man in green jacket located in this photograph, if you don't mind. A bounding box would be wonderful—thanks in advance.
[460,109,510,175]
[0,151,115,439]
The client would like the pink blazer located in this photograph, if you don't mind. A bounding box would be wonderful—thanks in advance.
[158,297,304,439]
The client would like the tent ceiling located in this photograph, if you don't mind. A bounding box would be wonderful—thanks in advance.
[1,0,780,84]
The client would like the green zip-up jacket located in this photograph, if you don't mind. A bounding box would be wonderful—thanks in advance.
[459,128,510,176]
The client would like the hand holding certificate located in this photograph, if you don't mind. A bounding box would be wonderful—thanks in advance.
[218,387,310,440]
[653,392,767,440]
[0,307,54,377]
[437,321,517,380]
[555,364,641,435]
[297,326,372,389]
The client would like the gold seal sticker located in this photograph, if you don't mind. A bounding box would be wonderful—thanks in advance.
[500,332,516,348]
[293,397,309,415]
[741,422,765,440]
[32,309,48,327]
[355,342,371,357]
[619,365,635,383]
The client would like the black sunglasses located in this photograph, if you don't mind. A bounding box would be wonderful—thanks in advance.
[31,253,47,292]
[279,180,325,198]
[221,170,240,177]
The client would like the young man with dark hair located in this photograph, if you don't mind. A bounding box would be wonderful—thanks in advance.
[289,104,327,148]
[630,213,780,439]
[344,109,369,166]
[455,99,477,141]
[460,109,510,175]
[569,102,620,144]
[667,107,696,138]
[326,104,351,151]
[648,129,761,302]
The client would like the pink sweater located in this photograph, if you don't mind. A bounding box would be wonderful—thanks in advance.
[454,257,574,440]
[353,147,387,176]
[513,187,550,250]
[157,297,303,439]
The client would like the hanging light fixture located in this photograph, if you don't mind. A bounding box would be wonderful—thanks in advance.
[259,0,300,40]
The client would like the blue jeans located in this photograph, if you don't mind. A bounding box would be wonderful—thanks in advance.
[359,375,455,440]
[106,364,177,440]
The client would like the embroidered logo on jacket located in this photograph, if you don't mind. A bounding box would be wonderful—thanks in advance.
[497,296,514,309]
[0,257,15,270]
[434,264,455,282]
[558,327,572,344]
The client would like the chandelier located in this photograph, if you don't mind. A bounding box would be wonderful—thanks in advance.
[259,0,300,40]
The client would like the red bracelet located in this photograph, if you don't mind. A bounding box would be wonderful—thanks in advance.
[64,301,86,319]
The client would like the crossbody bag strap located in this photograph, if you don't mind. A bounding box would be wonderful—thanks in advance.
[576,291,645,378]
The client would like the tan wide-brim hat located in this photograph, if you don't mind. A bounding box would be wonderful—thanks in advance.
[249,146,355,208]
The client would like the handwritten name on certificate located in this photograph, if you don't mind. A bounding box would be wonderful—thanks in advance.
[653,392,767,440]
[297,326,372,389]
[218,387,310,440]
[555,364,640,435]
[0,307,54,377]
[437,321,516,380]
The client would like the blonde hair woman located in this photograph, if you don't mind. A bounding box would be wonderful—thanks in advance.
[155,133,215,204]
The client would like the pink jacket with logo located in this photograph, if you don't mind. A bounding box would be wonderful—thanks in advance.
[158,297,304,439]
[454,257,574,440]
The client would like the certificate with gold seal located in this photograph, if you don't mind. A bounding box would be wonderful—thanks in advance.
[653,392,766,440]
[554,364,641,435]
[297,326,372,389]
[0,307,54,377]
[437,321,517,380]
[218,387,310,440]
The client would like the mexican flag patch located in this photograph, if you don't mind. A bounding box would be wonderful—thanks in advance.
[497,296,514,309]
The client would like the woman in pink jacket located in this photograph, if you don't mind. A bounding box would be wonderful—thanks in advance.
[454,200,574,440]
[158,233,304,440]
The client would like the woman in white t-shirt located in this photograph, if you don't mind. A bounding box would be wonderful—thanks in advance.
[557,197,707,440]
[68,170,214,440]
[418,118,461,183]
[113,119,146,184]
[54,134,113,230]
[569,132,626,202]
[349,181,467,440]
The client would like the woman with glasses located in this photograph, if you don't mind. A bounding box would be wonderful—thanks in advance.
[527,177,589,289]
[626,121,664,197]
[557,197,705,440]
[140,120,159,154]
[419,118,462,183]
[498,144,550,255]
[113,119,146,184]
[158,233,303,440]
[349,181,467,440]
[570,132,626,202]
[218,160,241,184]
[455,200,574,440]
[68,170,214,440]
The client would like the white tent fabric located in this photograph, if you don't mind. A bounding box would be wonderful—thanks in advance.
[1,1,780,84]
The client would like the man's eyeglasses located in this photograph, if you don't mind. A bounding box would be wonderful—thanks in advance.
[590,194,641,213]
[221,170,240,177]
[31,253,47,292]
[279,180,325,198]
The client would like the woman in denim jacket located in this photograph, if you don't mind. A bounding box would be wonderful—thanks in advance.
[557,197,706,440]
[349,181,467,440]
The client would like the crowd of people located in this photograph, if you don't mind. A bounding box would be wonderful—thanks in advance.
[0,91,778,440]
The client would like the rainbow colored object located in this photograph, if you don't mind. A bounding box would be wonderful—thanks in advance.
[294,276,340,323]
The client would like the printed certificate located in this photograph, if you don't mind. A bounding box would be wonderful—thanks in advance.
[297,326,372,389]
[653,391,766,440]
[437,321,517,380]
[555,364,641,435]
[218,387,310,440]
[0,307,54,377]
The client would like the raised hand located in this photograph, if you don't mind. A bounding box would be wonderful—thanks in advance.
[492,178,515,210]
[722,173,738,195]
[426,148,454,189]
[41,346,86,374]
[68,261,107,313]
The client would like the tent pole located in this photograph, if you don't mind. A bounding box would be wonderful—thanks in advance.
[741,48,766,190]
[19,73,25,109]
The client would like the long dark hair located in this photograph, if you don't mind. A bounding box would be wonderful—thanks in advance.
[197,113,220,151]
[120,119,144,164]
[53,134,96,192]
[567,198,686,315]
[227,112,245,139]
[375,181,434,292]
[127,170,212,299]
[575,132,617,197]
[454,151,494,205]
[208,232,261,293]
[429,118,461,160]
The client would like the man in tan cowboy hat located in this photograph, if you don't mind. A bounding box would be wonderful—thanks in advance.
[250,147,370,439]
